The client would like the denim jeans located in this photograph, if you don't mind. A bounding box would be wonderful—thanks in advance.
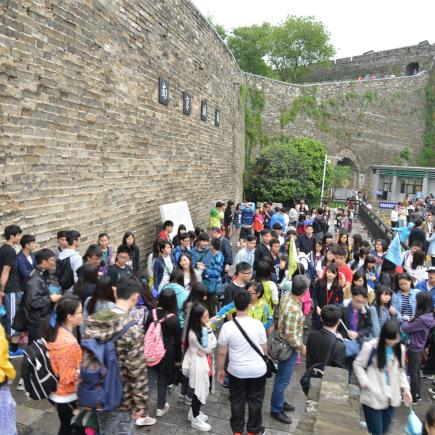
[362,404,394,435]
[270,351,298,413]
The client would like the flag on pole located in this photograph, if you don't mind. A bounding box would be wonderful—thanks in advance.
[288,237,298,278]
[385,233,402,266]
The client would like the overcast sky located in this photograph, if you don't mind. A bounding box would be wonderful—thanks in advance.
[192,0,435,58]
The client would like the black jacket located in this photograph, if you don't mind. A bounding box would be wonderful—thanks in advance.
[339,303,373,344]
[219,236,233,266]
[306,328,346,369]
[23,267,54,326]
[408,228,427,251]
[254,243,273,269]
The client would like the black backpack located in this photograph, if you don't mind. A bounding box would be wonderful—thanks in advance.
[56,257,74,291]
[21,339,58,400]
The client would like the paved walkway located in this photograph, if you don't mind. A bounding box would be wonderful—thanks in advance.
[13,357,307,434]
[12,217,434,433]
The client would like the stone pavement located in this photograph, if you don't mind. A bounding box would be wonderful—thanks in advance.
[12,357,307,434]
[12,217,435,434]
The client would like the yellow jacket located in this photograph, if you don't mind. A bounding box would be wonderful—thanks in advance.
[0,324,16,382]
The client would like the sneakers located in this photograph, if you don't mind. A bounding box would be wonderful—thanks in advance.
[429,388,435,395]
[188,408,208,422]
[422,373,435,380]
[16,378,25,391]
[156,402,170,417]
[191,416,211,432]
[222,375,229,388]
[9,348,24,359]
[135,415,157,426]
[248,428,266,435]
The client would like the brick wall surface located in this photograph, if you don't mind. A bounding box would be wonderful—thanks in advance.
[0,0,244,257]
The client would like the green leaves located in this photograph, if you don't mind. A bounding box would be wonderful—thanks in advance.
[246,137,328,203]
[208,16,335,83]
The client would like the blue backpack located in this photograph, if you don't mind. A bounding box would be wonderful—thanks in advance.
[78,320,136,412]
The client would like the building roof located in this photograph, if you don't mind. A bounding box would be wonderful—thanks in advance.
[371,165,435,179]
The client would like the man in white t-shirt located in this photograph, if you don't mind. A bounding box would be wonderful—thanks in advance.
[217,291,267,435]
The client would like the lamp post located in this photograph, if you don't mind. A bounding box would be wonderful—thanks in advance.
[320,155,343,207]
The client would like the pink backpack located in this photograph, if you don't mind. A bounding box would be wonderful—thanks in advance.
[144,309,175,367]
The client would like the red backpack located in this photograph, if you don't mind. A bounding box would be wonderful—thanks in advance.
[144,309,175,366]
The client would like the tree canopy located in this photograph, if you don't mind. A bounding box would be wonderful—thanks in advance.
[209,15,335,83]
[245,137,330,203]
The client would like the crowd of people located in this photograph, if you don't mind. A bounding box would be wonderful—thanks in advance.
[1,195,435,434]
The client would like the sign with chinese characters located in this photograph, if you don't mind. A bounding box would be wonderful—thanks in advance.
[215,109,220,127]
[158,78,169,105]
[200,100,207,121]
[182,92,191,115]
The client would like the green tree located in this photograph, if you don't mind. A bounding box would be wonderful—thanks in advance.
[265,16,335,83]
[246,137,328,202]
[207,16,228,41]
[227,24,274,77]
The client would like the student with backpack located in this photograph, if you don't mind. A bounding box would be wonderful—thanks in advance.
[83,277,155,432]
[401,291,435,403]
[43,296,84,435]
[353,320,412,435]
[144,287,182,418]
[57,230,83,293]
[184,303,216,431]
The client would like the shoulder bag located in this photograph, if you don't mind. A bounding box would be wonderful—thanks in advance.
[233,317,276,378]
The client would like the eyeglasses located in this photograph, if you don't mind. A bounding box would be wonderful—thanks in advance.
[240,271,253,275]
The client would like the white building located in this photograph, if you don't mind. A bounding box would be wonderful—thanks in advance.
[371,165,435,201]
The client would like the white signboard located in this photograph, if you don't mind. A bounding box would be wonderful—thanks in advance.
[159,201,194,234]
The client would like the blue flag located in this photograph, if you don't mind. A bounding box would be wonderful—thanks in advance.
[385,233,402,266]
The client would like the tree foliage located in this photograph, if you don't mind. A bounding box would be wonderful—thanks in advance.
[246,137,329,203]
[265,16,335,83]
[227,24,275,78]
[209,16,334,83]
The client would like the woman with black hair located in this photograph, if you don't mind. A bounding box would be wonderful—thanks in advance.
[122,231,140,272]
[312,263,343,329]
[185,303,216,431]
[369,286,397,337]
[73,262,99,302]
[145,287,182,418]
[358,254,378,290]
[353,319,412,435]
[377,259,399,292]
[178,252,201,292]
[44,296,85,435]
[406,247,428,284]
[402,292,435,403]
[370,239,388,266]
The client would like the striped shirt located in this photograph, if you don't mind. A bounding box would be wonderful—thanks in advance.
[401,294,413,318]
[278,294,303,351]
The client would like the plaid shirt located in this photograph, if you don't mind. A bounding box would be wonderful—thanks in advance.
[278,293,303,351]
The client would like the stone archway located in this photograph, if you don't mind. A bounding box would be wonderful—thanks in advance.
[406,62,419,76]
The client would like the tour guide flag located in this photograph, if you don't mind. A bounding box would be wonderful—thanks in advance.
[385,233,402,266]
[288,237,298,277]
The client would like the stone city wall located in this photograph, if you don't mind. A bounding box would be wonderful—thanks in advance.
[245,71,428,192]
[0,0,244,255]
[306,41,435,82]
